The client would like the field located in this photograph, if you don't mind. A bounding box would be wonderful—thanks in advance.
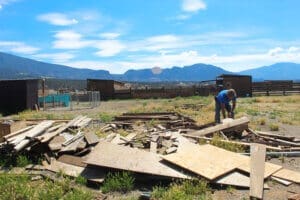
[2,95,300,200]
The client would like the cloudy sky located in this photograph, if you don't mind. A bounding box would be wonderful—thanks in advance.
[0,0,299,73]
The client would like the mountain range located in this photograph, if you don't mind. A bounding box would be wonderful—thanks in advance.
[0,52,299,81]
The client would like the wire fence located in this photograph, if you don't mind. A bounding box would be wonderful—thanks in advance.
[39,91,100,111]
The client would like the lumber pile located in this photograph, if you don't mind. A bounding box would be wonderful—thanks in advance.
[0,112,299,199]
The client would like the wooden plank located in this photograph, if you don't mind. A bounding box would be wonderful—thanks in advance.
[189,117,250,137]
[3,125,34,141]
[150,141,157,153]
[111,134,122,144]
[85,141,189,179]
[272,168,300,184]
[271,176,292,186]
[256,131,295,141]
[238,158,283,178]
[215,171,269,188]
[58,155,86,167]
[181,134,283,151]
[162,143,243,180]
[44,159,105,183]
[37,116,83,143]
[48,136,65,151]
[249,143,266,199]
[84,132,99,145]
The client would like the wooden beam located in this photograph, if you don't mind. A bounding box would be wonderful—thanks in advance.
[249,143,266,199]
[189,117,250,137]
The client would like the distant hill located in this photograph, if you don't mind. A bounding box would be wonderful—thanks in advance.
[240,62,300,80]
[0,52,230,81]
[0,52,299,81]
[120,64,231,81]
[0,52,112,80]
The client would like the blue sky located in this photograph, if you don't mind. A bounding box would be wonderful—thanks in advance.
[0,0,299,74]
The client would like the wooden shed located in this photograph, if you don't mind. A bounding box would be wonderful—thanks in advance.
[87,79,127,100]
[0,79,39,115]
[216,74,252,97]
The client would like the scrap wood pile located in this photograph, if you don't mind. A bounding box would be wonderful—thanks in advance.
[0,112,300,198]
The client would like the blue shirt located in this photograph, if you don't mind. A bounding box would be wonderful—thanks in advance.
[216,90,236,104]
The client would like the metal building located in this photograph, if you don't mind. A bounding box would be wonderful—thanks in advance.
[0,79,39,115]
[216,74,252,97]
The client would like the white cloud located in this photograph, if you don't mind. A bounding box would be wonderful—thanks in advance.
[288,46,299,53]
[0,41,39,54]
[175,14,191,20]
[33,52,75,63]
[37,13,78,26]
[182,0,206,12]
[95,40,125,57]
[268,47,283,56]
[99,32,121,39]
[0,0,18,10]
[53,30,92,49]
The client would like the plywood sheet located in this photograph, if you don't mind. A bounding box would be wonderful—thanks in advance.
[271,176,292,186]
[249,144,266,199]
[162,138,282,180]
[215,171,269,188]
[44,159,104,183]
[162,143,243,180]
[85,141,188,179]
[273,168,300,184]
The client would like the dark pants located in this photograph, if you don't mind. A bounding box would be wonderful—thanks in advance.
[215,97,234,123]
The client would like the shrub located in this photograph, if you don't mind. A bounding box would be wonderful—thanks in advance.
[101,171,135,193]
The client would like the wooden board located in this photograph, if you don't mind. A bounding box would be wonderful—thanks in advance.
[44,159,105,183]
[48,136,65,151]
[150,141,157,153]
[164,135,282,180]
[58,155,86,167]
[189,117,249,137]
[84,141,189,179]
[84,132,99,145]
[215,171,269,189]
[237,159,282,179]
[162,143,243,180]
[271,176,292,186]
[249,144,266,199]
[272,168,300,184]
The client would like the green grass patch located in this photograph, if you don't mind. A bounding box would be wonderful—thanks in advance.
[269,123,279,131]
[0,173,93,200]
[101,171,135,193]
[210,135,246,153]
[75,175,87,186]
[151,179,211,200]
[99,112,114,123]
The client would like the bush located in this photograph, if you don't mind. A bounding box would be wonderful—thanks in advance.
[101,171,135,193]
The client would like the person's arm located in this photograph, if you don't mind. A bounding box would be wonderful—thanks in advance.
[221,103,226,119]
[232,100,236,112]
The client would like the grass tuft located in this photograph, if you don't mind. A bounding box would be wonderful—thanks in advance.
[269,123,279,131]
[151,179,211,200]
[101,171,135,193]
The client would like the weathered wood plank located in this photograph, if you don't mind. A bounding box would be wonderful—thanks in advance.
[271,176,292,186]
[272,168,300,184]
[189,117,250,137]
[215,171,269,188]
[162,143,243,180]
[44,159,105,183]
[84,132,99,145]
[85,141,189,179]
[249,144,266,199]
